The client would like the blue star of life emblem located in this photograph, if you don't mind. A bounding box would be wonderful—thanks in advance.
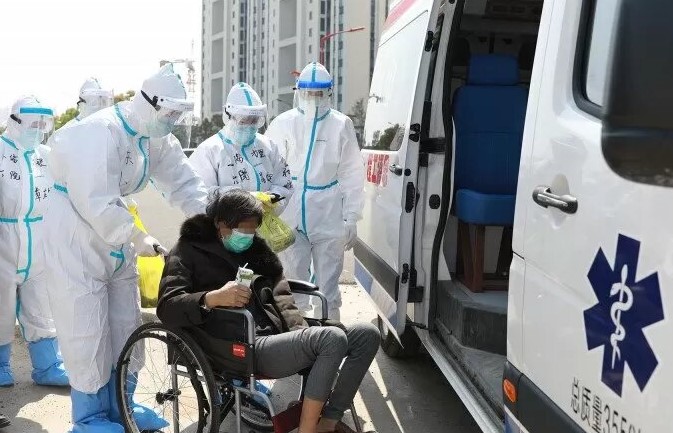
[584,234,664,396]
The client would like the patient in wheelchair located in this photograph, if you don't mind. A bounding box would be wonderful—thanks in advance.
[157,189,380,433]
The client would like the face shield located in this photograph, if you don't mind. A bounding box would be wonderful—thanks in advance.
[78,89,114,118]
[142,91,195,143]
[224,104,266,145]
[297,88,332,114]
[11,107,55,150]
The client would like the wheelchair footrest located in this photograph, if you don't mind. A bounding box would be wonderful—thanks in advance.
[272,400,302,433]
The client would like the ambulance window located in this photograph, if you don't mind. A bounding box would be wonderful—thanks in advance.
[363,12,430,151]
[578,0,619,110]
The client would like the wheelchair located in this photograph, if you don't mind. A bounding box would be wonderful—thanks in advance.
[115,278,366,433]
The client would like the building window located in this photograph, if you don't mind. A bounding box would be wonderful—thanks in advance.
[309,28,312,37]
[309,45,312,54]
[309,11,313,20]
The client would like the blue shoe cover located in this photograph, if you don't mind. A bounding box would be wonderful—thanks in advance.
[0,344,14,387]
[28,338,70,386]
[70,386,124,433]
[108,371,169,431]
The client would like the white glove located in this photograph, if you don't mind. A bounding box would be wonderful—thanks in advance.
[344,221,357,251]
[130,230,165,257]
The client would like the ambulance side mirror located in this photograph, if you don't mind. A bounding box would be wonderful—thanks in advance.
[602,0,673,187]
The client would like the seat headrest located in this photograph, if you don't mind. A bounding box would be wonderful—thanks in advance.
[467,54,519,86]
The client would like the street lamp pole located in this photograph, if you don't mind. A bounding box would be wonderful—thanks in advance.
[319,26,366,66]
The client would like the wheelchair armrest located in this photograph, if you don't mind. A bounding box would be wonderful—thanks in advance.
[287,280,328,321]
[287,279,319,292]
[209,307,256,345]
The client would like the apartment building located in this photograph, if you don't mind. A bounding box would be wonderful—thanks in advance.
[201,0,389,121]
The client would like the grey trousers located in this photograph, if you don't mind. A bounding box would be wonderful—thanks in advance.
[255,322,380,420]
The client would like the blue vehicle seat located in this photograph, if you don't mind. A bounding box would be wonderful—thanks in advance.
[452,54,527,291]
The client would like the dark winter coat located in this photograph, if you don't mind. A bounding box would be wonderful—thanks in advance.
[156,214,308,338]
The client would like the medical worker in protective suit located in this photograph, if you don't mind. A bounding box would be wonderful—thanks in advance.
[266,62,365,321]
[0,96,69,387]
[45,64,208,433]
[189,82,293,202]
[61,77,114,129]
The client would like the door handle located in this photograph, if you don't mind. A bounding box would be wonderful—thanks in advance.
[389,164,403,176]
[532,186,578,214]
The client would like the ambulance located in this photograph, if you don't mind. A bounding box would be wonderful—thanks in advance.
[355,0,672,432]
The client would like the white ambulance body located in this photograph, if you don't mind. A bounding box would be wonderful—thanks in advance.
[356,0,673,432]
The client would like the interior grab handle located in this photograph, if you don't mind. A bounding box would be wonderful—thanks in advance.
[532,186,578,214]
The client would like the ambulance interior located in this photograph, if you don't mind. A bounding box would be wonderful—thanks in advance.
[432,0,542,416]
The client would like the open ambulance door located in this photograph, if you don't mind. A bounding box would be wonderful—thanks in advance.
[355,0,450,343]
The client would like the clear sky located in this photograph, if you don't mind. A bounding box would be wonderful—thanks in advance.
[0,0,202,121]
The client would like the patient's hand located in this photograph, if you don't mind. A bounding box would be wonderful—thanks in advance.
[204,281,252,308]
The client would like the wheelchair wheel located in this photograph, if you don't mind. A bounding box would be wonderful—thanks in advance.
[116,322,221,433]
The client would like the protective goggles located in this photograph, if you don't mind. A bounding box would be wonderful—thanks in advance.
[225,104,267,129]
[11,107,54,133]
[79,89,114,109]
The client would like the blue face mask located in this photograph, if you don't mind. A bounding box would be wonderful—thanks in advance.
[222,229,255,253]
[147,118,174,138]
[18,128,43,150]
[232,126,257,145]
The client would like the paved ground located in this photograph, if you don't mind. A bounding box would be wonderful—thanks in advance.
[0,188,481,433]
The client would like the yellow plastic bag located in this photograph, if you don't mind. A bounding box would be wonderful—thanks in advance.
[128,204,165,308]
[251,192,296,253]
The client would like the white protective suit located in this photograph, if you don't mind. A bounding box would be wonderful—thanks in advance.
[265,63,365,319]
[44,64,207,433]
[61,77,114,130]
[190,82,293,203]
[0,96,69,387]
